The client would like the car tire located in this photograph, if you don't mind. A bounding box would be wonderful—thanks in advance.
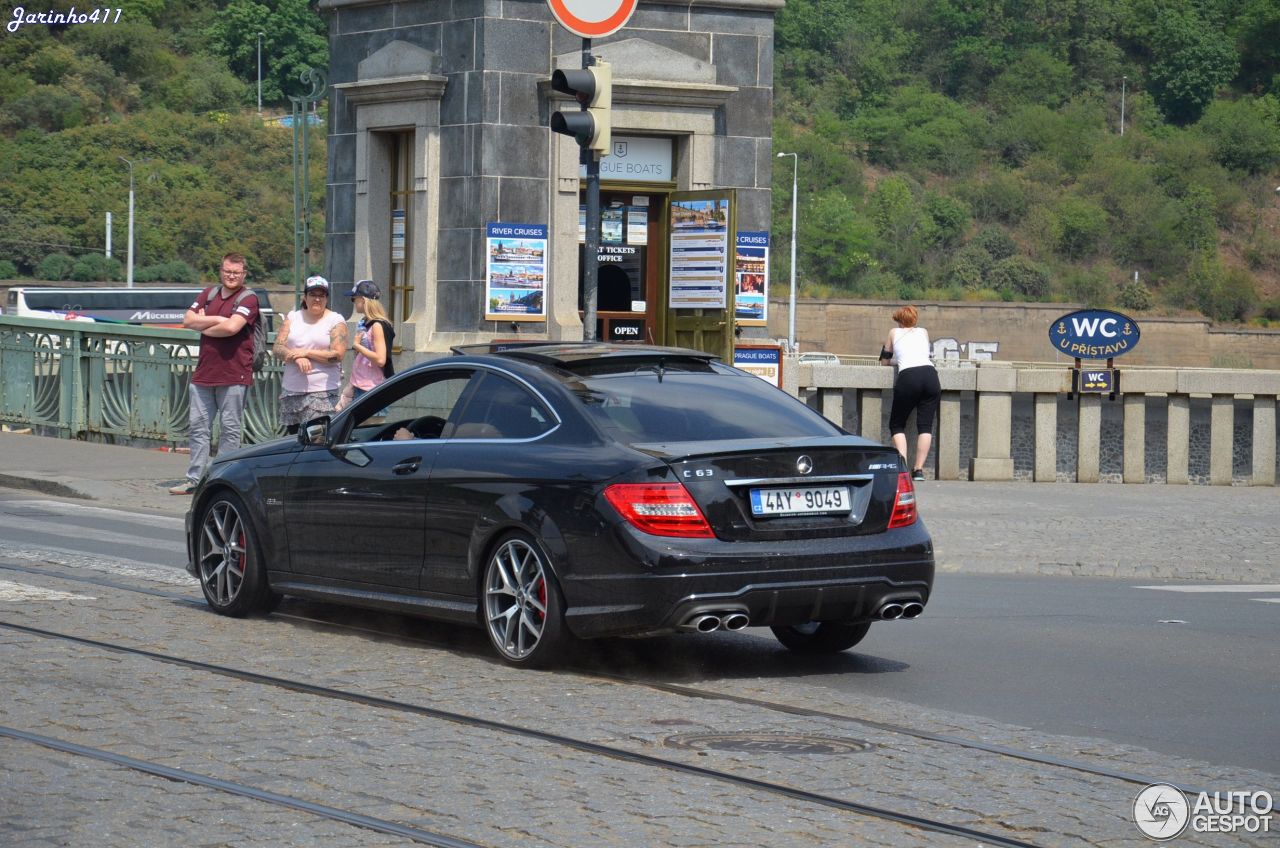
[770,620,871,653]
[196,491,275,617]
[482,533,569,667]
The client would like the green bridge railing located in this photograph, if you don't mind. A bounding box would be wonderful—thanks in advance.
[0,315,283,446]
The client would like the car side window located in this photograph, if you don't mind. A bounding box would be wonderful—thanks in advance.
[445,372,553,440]
[344,370,476,443]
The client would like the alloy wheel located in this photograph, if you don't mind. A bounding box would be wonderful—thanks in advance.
[484,538,549,660]
[199,500,247,607]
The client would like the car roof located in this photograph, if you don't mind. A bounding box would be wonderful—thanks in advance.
[449,341,719,368]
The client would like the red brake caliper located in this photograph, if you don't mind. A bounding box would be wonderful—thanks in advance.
[236,532,246,575]
[536,577,546,623]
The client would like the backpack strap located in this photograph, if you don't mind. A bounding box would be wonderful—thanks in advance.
[230,287,259,323]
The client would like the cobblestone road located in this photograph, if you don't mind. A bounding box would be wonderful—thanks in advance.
[1,559,1273,848]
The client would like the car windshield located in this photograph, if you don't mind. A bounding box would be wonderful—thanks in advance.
[570,366,841,443]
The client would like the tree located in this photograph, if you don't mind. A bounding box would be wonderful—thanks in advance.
[1147,9,1238,124]
[1195,98,1280,173]
[207,0,328,106]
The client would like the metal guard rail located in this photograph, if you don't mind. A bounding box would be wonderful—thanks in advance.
[0,315,283,446]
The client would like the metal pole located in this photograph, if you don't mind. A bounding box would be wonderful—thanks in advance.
[777,152,798,351]
[1120,76,1126,136]
[119,157,134,288]
[580,38,600,342]
[105,212,111,258]
[257,32,264,115]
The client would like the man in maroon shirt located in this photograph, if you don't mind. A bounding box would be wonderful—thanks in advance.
[170,252,260,495]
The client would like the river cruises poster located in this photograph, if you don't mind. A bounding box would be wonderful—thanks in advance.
[485,223,547,321]
[735,231,769,326]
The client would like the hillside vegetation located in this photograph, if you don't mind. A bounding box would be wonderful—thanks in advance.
[2,1,1279,325]
[772,0,1280,324]
[0,0,326,283]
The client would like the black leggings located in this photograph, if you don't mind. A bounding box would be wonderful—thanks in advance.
[889,365,941,436]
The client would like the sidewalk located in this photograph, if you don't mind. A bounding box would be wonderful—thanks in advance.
[2,430,1277,581]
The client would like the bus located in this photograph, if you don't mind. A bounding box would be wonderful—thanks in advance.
[2,287,275,330]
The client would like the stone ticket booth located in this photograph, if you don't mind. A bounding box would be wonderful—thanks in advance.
[319,0,779,356]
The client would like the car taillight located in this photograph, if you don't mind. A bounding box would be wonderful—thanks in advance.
[887,472,917,528]
[603,482,715,538]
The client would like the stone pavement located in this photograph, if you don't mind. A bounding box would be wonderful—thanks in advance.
[1,429,1277,582]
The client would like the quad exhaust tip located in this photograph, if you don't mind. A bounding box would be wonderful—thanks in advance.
[681,611,751,633]
[875,599,925,620]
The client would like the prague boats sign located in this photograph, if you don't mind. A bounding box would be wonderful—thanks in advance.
[1049,309,1141,359]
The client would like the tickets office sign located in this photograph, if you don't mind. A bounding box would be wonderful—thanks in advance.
[1049,309,1141,359]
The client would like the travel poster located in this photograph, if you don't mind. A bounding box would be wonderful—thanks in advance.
[485,223,547,321]
[669,198,730,309]
[735,231,769,326]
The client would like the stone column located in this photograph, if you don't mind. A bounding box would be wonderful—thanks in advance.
[1210,395,1234,485]
[820,388,844,430]
[859,389,883,442]
[1253,396,1277,486]
[970,363,1014,481]
[1077,393,1101,483]
[1034,394,1057,482]
[1123,394,1146,483]
[1167,395,1190,484]
[938,391,962,481]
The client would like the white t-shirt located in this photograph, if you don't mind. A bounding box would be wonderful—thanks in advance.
[891,326,932,371]
[281,309,345,394]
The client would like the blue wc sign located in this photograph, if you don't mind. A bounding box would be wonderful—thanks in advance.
[1049,309,1141,359]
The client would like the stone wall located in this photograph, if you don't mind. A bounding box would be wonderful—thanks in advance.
[768,298,1280,370]
[792,362,1280,486]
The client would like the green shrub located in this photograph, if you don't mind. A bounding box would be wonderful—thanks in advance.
[136,260,197,284]
[1117,279,1154,312]
[1062,268,1111,306]
[945,244,992,291]
[1054,196,1109,259]
[988,256,1050,299]
[1202,267,1258,322]
[974,226,1018,261]
[37,253,77,281]
[70,254,124,282]
[1260,299,1280,321]
[0,259,17,279]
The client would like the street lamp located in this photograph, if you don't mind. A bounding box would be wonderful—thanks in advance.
[118,156,134,288]
[1120,75,1127,136]
[777,151,798,351]
[257,32,265,115]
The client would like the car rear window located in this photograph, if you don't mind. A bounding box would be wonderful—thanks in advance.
[571,368,841,442]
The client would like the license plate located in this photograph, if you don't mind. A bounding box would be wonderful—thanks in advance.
[749,486,851,516]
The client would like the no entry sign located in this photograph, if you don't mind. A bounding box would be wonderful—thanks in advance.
[547,0,638,38]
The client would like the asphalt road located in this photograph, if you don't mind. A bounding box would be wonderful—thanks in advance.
[2,490,1276,777]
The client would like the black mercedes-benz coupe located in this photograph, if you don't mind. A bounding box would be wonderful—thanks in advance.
[186,343,934,666]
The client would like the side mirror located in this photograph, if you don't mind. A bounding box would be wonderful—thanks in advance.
[300,415,331,447]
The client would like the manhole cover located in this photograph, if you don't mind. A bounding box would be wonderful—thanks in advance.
[663,732,871,755]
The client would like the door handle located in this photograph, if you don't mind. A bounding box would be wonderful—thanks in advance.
[392,457,422,475]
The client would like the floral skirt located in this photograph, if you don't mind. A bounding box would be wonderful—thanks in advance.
[279,390,340,427]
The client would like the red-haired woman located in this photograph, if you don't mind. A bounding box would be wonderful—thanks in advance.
[879,305,940,481]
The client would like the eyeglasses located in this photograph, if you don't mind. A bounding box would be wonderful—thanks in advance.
[221,269,246,277]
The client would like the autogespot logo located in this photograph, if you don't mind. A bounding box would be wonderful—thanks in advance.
[1134,784,1190,840]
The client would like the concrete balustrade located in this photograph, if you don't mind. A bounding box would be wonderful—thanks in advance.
[788,360,1280,486]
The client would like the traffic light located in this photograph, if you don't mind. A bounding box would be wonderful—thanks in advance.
[550,61,611,155]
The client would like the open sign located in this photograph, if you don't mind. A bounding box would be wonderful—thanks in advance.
[1050,309,1141,359]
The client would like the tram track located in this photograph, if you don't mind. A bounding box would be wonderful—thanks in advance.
[1,617,1048,848]
[0,724,484,848]
[0,559,1210,796]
